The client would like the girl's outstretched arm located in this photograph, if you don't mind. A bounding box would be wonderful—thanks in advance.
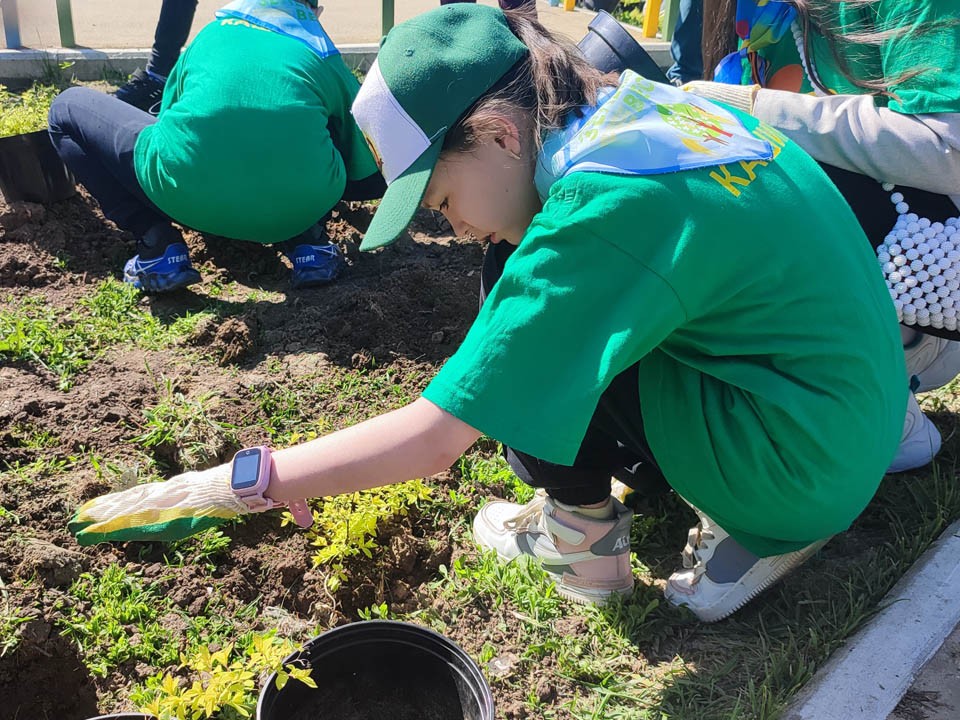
[266,397,482,502]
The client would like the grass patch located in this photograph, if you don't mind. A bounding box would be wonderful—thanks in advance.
[0,280,209,389]
[57,564,180,677]
[132,375,240,471]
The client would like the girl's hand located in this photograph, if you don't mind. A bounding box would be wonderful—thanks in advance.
[69,464,248,546]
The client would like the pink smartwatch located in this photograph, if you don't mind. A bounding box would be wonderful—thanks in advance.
[230,446,313,528]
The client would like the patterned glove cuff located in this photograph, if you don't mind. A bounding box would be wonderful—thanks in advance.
[681,81,760,115]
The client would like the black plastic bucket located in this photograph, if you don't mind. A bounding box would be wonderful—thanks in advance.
[257,621,494,720]
[577,10,669,84]
[0,129,75,204]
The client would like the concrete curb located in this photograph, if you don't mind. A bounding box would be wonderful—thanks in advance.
[783,518,960,720]
[0,41,673,83]
[0,43,381,82]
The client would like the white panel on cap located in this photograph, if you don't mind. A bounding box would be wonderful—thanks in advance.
[351,59,431,184]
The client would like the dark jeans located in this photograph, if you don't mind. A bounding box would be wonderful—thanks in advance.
[148,0,199,78]
[666,0,704,85]
[480,241,666,505]
[48,86,167,239]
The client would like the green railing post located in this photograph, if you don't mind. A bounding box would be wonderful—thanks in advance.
[1,0,22,49]
[382,0,395,37]
[56,0,76,48]
[662,0,681,44]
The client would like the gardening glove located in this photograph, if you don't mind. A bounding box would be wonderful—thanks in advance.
[69,463,249,546]
[681,81,761,115]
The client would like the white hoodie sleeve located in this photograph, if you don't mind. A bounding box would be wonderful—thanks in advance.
[752,89,960,210]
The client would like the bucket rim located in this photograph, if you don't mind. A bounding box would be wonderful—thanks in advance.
[255,619,494,719]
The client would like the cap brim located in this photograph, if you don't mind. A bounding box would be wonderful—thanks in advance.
[359,138,442,251]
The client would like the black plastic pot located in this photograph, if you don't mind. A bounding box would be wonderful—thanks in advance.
[257,620,494,720]
[0,129,75,204]
[578,10,669,84]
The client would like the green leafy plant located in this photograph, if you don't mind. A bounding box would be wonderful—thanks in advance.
[0,83,58,137]
[303,480,433,591]
[133,631,316,720]
[58,564,179,677]
[357,602,390,620]
[612,0,645,28]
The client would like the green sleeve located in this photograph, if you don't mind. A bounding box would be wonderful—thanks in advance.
[422,179,686,465]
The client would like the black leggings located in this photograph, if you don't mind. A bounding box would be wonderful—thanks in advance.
[480,241,666,505]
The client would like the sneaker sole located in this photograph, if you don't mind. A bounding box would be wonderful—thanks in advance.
[126,269,201,294]
[552,577,635,606]
[665,539,828,623]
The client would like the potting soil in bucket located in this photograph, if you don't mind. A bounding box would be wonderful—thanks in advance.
[257,621,494,720]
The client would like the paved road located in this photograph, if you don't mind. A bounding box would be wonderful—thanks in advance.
[2,0,661,48]
[888,626,960,720]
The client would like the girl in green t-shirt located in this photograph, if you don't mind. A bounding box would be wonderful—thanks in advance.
[688,0,960,473]
[68,5,908,624]
[48,0,384,293]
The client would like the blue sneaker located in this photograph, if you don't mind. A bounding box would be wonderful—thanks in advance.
[286,243,344,288]
[123,242,201,293]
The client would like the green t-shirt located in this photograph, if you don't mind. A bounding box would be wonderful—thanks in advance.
[423,115,906,557]
[753,0,960,115]
[134,18,378,243]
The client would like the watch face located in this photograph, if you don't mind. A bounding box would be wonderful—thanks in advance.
[231,450,263,491]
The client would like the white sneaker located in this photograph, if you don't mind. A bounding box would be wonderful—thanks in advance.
[888,391,941,473]
[473,492,634,605]
[664,511,828,622]
[904,334,960,393]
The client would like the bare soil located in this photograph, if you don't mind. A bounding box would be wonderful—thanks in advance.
[0,189,515,719]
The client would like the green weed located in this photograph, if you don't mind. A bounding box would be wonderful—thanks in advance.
[58,564,179,677]
[165,528,232,572]
[0,83,58,137]
[1,455,73,485]
[0,578,31,657]
[0,280,205,389]
[132,376,239,470]
[459,448,535,503]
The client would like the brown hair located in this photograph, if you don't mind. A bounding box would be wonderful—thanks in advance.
[701,0,929,97]
[702,0,738,82]
[442,8,617,156]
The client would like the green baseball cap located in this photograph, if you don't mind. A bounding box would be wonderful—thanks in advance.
[351,4,529,250]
